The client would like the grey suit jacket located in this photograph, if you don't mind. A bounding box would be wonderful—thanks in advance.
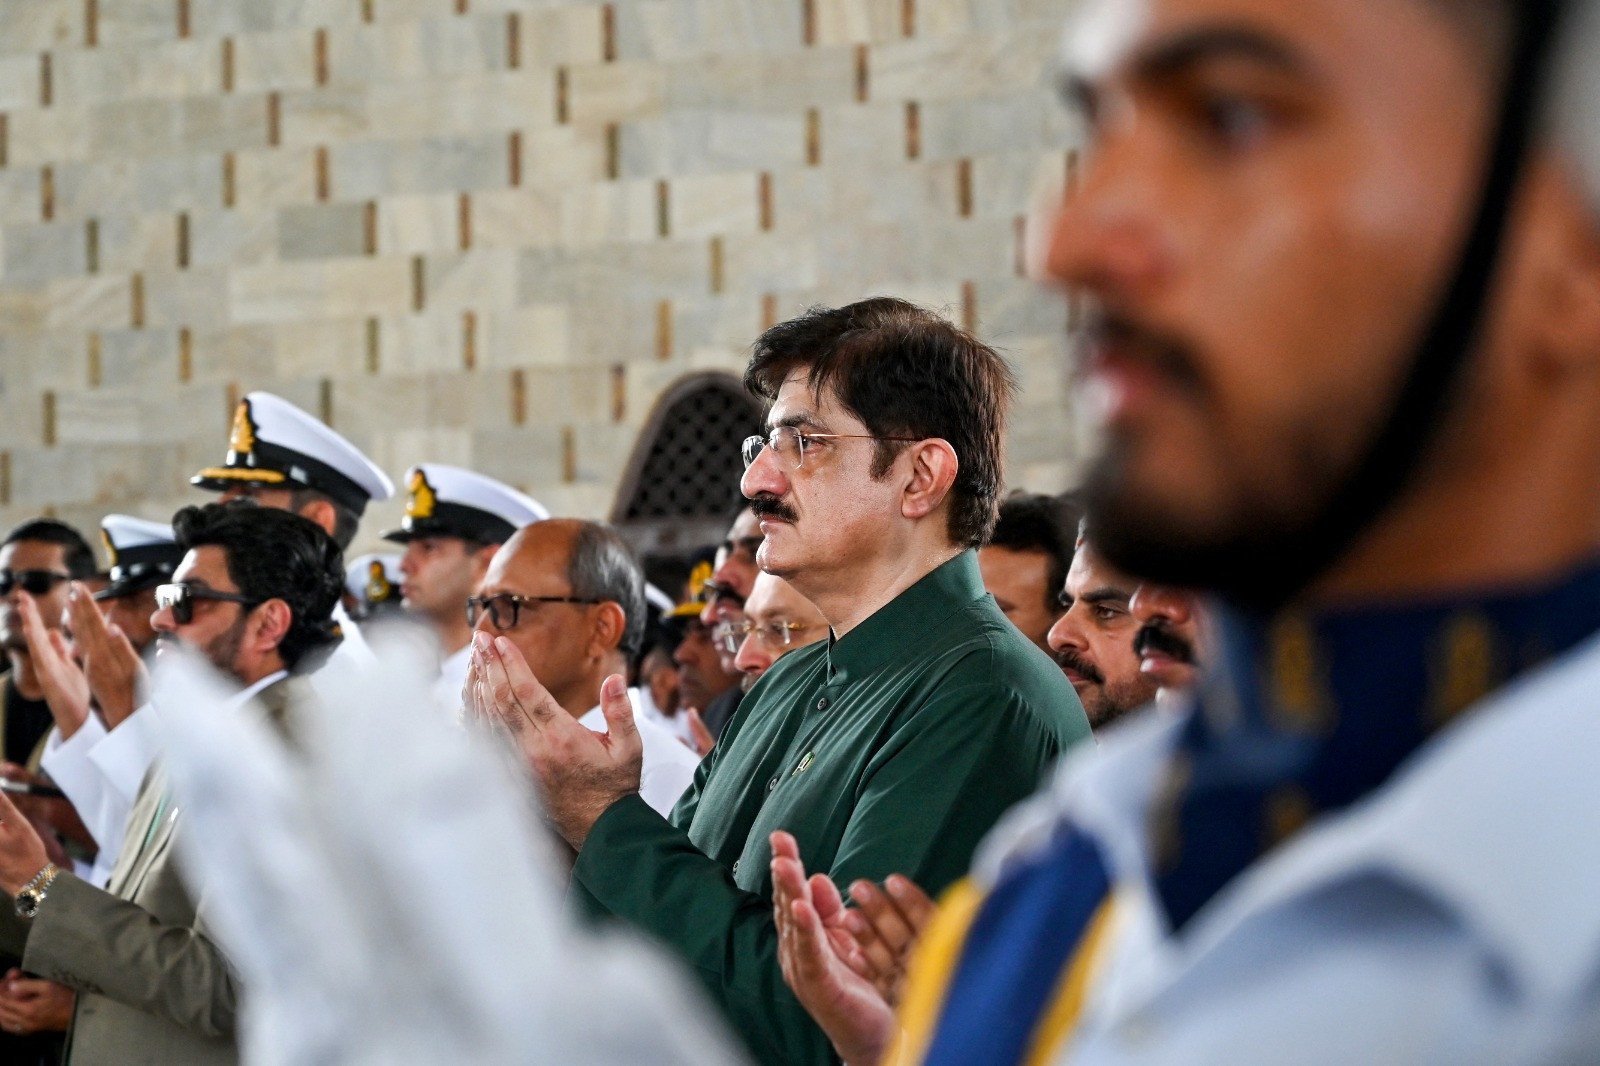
[0,675,303,1065]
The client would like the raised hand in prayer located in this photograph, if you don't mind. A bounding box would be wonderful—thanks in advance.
[66,582,145,729]
[841,872,936,1007]
[770,830,897,1066]
[464,630,642,849]
[0,788,53,896]
[16,593,90,738]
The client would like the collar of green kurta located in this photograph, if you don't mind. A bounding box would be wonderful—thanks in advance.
[825,550,986,682]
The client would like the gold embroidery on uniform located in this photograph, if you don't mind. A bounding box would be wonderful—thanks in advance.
[406,468,438,520]
[100,528,117,569]
[1431,612,1497,727]
[1266,615,1333,734]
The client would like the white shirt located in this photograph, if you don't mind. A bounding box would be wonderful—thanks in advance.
[634,683,697,751]
[331,602,375,668]
[433,644,471,717]
[578,688,700,817]
[40,669,288,887]
[962,633,1600,1065]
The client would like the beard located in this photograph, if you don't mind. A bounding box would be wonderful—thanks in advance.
[1082,416,1375,613]
[202,614,250,678]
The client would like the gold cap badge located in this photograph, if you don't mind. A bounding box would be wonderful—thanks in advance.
[406,468,437,520]
[228,398,257,460]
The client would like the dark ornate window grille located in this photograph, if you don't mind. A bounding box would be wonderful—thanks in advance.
[611,372,763,557]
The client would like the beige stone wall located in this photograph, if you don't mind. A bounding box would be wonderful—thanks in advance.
[0,0,1084,556]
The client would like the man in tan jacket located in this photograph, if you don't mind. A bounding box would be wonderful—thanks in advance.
[0,500,344,1064]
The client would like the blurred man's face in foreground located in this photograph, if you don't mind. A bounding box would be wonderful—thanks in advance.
[1053,0,1580,597]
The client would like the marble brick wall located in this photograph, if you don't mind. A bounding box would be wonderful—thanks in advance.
[0,0,1084,555]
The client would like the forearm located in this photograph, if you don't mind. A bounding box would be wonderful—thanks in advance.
[573,794,842,1065]
[22,873,237,1038]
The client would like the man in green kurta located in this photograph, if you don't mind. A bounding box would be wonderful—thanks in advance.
[467,297,1091,1065]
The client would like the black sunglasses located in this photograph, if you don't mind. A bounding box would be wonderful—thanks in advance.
[154,582,263,625]
[466,592,602,632]
[0,570,72,597]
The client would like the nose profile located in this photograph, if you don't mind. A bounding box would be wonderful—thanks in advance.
[1129,584,1192,628]
[739,443,787,502]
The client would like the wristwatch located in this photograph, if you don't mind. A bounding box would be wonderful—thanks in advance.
[14,863,61,919]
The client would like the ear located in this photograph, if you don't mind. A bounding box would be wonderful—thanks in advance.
[250,599,294,656]
[1525,159,1600,378]
[589,601,627,658]
[900,438,960,524]
[296,498,339,540]
[471,543,500,584]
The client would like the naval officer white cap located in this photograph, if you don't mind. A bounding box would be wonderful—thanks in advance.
[382,464,549,546]
[96,515,183,601]
[191,392,395,514]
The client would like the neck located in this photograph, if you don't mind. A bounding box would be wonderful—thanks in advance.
[6,653,40,701]
[233,656,288,689]
[1308,385,1600,607]
[432,614,473,658]
[798,538,963,637]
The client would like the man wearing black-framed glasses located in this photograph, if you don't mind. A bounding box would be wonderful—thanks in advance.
[474,297,1092,1065]
[468,519,698,817]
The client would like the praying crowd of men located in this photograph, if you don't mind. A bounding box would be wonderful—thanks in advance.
[0,0,1599,1062]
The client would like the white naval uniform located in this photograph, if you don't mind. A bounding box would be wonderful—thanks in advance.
[433,643,471,717]
[578,688,700,816]
[330,601,375,668]
[961,632,1600,1065]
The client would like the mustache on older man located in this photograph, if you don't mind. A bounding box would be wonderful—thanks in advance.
[749,493,798,524]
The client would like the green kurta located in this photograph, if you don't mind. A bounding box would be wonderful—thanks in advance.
[573,551,1091,1065]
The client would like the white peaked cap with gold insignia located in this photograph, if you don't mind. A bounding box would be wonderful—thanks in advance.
[345,553,403,609]
[96,514,183,601]
[382,464,549,546]
[191,392,395,514]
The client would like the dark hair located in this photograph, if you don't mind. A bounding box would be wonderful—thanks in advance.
[171,499,345,671]
[286,486,360,551]
[989,493,1076,611]
[2,519,97,579]
[744,297,1017,547]
[567,522,647,660]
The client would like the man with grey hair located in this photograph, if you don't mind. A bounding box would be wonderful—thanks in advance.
[467,520,698,815]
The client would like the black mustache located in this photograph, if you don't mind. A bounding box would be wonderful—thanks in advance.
[1054,648,1103,685]
[1081,309,1208,397]
[1133,622,1194,664]
[749,494,798,523]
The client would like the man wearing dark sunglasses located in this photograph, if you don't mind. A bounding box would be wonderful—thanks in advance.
[0,519,96,1064]
[0,521,97,776]
[0,499,343,1064]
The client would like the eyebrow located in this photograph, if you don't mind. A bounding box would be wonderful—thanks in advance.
[1061,22,1311,118]
[769,411,829,433]
[1080,586,1132,606]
